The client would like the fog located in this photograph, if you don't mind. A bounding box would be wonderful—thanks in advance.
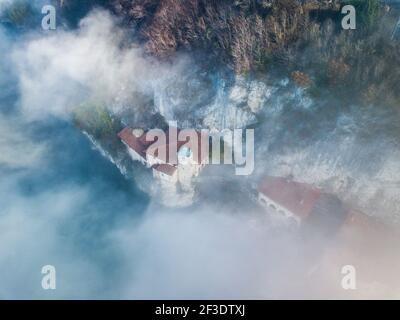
[1,8,300,299]
[0,2,400,299]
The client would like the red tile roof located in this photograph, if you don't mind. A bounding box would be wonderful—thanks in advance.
[138,133,157,148]
[258,176,322,219]
[118,127,148,158]
[119,127,209,165]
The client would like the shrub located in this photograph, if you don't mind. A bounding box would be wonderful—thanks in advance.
[327,59,350,86]
[74,103,121,139]
[291,71,313,88]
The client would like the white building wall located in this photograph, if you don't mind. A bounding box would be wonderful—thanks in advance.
[124,142,147,166]
[153,168,178,184]
[146,154,166,167]
[177,164,197,190]
[258,193,301,223]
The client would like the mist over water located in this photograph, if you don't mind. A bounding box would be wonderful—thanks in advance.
[0,1,399,299]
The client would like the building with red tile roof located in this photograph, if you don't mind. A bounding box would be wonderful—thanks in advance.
[258,176,322,221]
[118,127,208,184]
[118,127,152,161]
[258,176,351,236]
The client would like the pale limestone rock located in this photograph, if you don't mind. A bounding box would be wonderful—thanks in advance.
[247,80,272,113]
[228,76,248,105]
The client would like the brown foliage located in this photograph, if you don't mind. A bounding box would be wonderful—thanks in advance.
[291,70,312,87]
[327,59,350,85]
[112,0,309,73]
[110,1,400,109]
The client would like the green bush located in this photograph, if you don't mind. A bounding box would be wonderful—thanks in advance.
[74,104,120,139]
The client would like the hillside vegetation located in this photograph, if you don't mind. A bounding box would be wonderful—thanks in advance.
[58,0,400,109]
